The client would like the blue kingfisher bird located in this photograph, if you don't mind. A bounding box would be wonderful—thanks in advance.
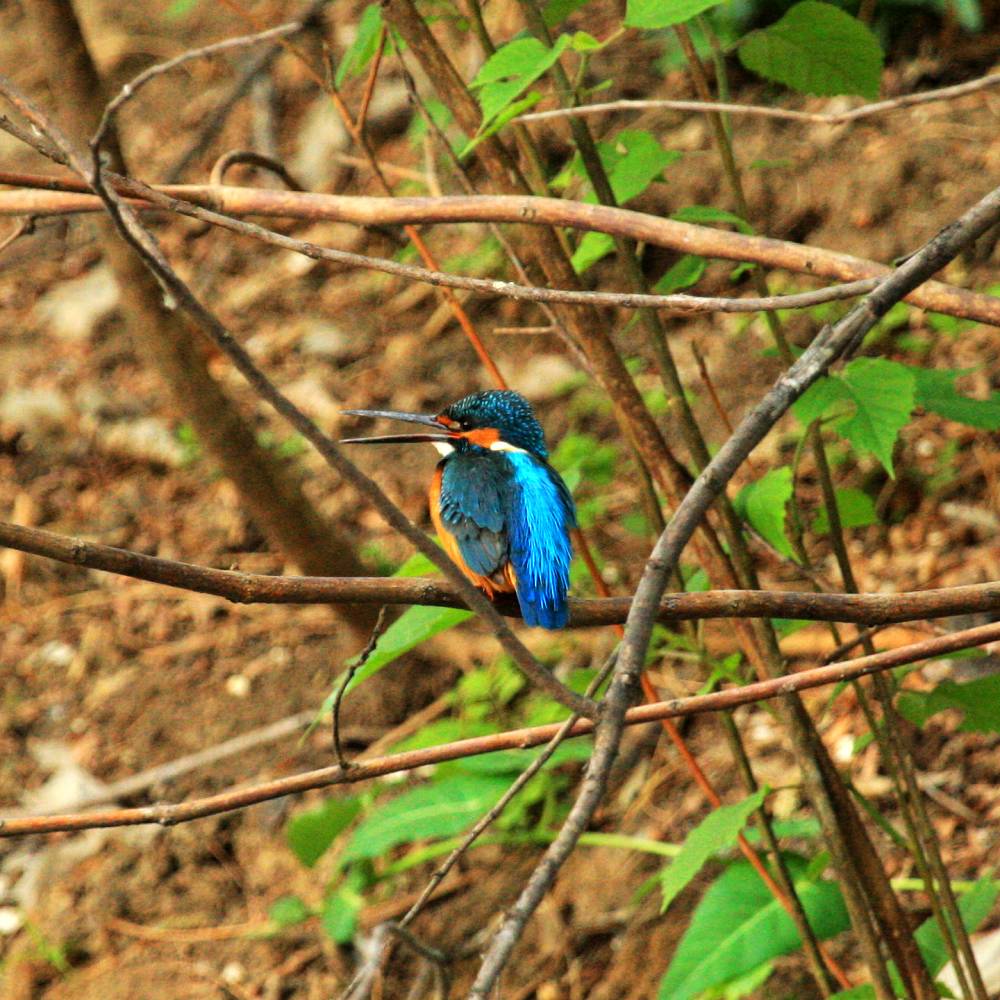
[342,390,576,629]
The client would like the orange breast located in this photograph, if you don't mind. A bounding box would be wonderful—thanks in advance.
[428,466,515,599]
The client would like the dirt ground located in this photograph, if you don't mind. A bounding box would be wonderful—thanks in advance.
[1,0,999,997]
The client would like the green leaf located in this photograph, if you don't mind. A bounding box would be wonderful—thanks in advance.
[459,92,542,157]
[811,487,878,535]
[287,797,363,868]
[897,675,1000,734]
[911,367,1000,430]
[625,0,726,29]
[699,960,775,999]
[543,0,592,26]
[659,855,850,1000]
[916,875,998,973]
[738,2,883,100]
[269,895,310,928]
[320,866,370,943]
[829,988,876,1000]
[572,231,615,273]
[659,788,768,913]
[792,375,851,427]
[342,775,510,861]
[603,131,680,203]
[734,467,794,558]
[654,255,707,294]
[838,359,915,475]
[335,5,383,87]
[471,36,571,130]
[671,204,753,235]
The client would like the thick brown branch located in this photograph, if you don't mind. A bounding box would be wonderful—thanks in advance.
[3,519,999,626]
[0,181,996,324]
[3,619,998,839]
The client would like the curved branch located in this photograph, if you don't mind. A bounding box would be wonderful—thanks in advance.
[4,519,1000,626]
[0,179,997,325]
[3,618,998,839]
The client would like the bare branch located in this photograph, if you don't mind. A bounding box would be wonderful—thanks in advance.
[91,21,306,154]
[515,72,1000,126]
[1,177,997,324]
[3,619,997,839]
[4,519,1000,626]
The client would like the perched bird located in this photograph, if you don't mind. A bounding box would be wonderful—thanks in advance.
[342,390,576,629]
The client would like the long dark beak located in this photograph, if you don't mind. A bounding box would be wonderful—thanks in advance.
[340,408,454,446]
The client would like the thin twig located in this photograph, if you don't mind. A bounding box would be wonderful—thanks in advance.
[515,72,1000,126]
[209,149,304,189]
[92,21,305,154]
[3,618,998,839]
[334,607,390,767]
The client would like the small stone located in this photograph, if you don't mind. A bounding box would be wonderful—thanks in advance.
[0,387,71,430]
[298,321,352,360]
[226,674,251,698]
[101,418,186,468]
[0,908,24,935]
[34,266,119,341]
[292,98,350,190]
[515,353,578,401]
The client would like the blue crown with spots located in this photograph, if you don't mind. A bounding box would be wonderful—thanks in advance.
[442,390,549,458]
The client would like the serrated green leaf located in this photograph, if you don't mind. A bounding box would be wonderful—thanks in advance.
[471,36,571,130]
[738,2,883,99]
[625,0,725,29]
[811,487,878,535]
[659,788,768,913]
[287,797,363,868]
[916,874,998,973]
[335,5,383,87]
[269,895,310,928]
[571,231,615,273]
[911,367,1000,430]
[459,91,543,156]
[343,775,510,861]
[671,204,754,235]
[734,467,794,557]
[792,375,852,426]
[659,855,850,1000]
[835,358,915,476]
[654,255,707,294]
[897,675,1000,734]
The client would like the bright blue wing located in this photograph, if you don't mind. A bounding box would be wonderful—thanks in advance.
[507,454,576,629]
[439,453,512,578]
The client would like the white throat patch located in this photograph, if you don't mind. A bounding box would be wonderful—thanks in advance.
[489,440,530,454]
[432,441,455,456]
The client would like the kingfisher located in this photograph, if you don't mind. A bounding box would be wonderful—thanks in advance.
[341,390,576,629]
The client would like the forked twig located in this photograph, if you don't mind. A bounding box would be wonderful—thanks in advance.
[333,607,390,767]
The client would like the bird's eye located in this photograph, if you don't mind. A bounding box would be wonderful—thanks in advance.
[459,418,472,430]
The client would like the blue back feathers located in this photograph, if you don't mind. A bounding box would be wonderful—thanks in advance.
[437,391,576,630]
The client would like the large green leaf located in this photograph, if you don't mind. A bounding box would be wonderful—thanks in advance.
[659,788,768,913]
[342,774,510,861]
[658,855,850,1000]
[911,367,1000,430]
[287,796,363,868]
[734,467,794,557]
[794,359,915,476]
[471,36,571,130]
[811,487,878,535]
[897,675,1000,734]
[738,2,883,100]
[625,0,726,29]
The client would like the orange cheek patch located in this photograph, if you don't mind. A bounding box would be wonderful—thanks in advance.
[463,427,500,448]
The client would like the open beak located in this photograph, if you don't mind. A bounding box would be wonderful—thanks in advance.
[339,408,455,446]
